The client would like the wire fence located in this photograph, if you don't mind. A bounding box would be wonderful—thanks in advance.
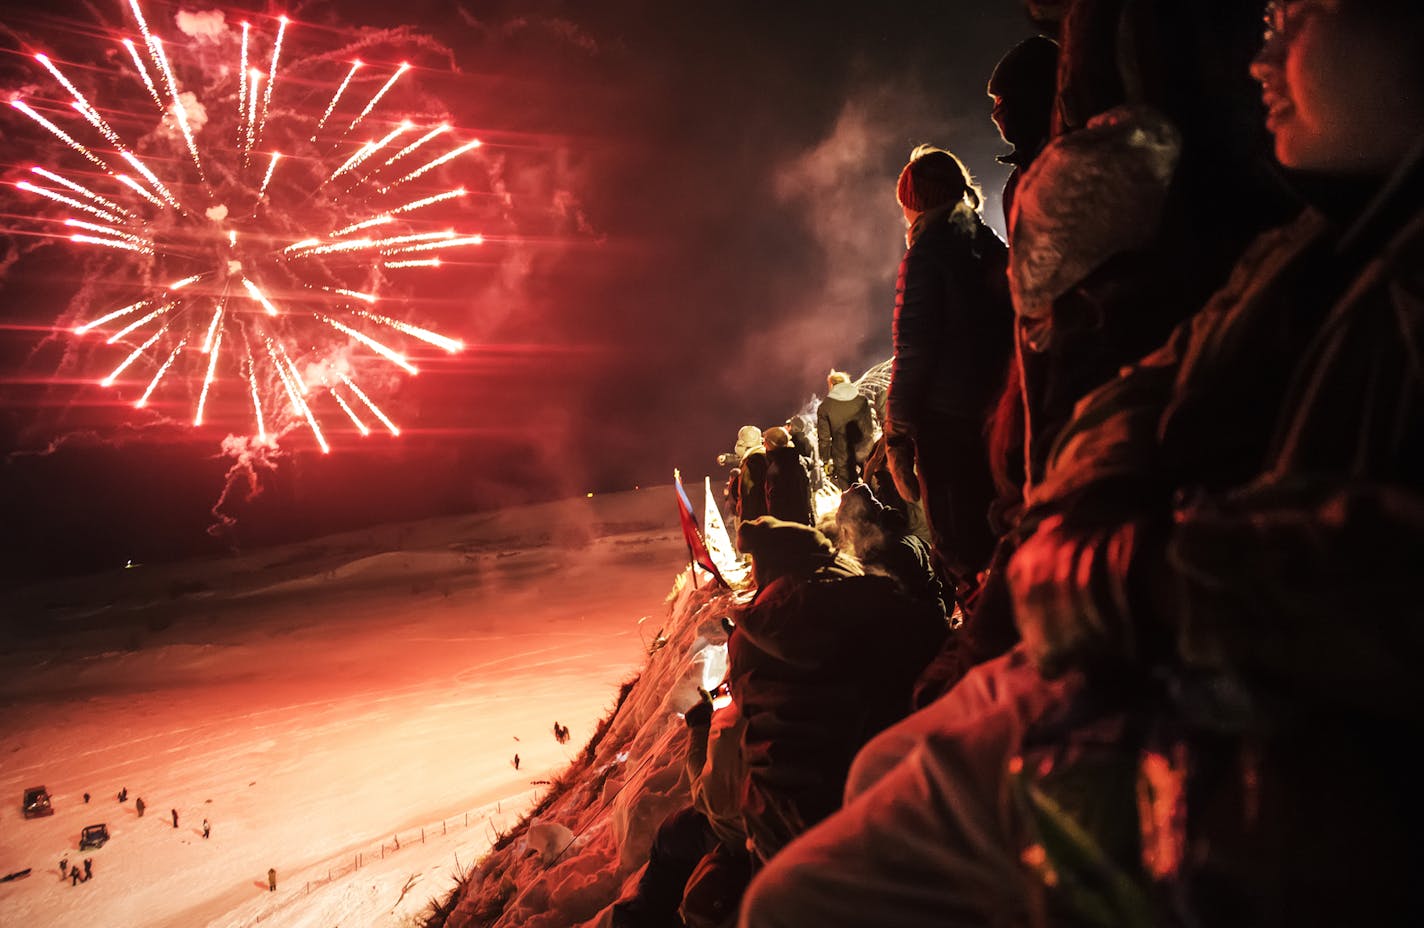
[296,792,534,897]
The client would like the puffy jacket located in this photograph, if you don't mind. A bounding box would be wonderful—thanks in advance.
[817,383,876,489]
[885,202,1012,438]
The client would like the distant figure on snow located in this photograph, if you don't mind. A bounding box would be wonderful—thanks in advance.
[202,818,211,839]
[83,858,91,881]
[70,867,80,887]
[135,796,145,817]
[171,808,179,829]
[117,787,127,803]
[59,857,68,879]
[267,867,277,892]
[83,792,90,804]
[513,753,521,770]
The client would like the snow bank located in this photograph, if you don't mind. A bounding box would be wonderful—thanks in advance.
[441,567,747,928]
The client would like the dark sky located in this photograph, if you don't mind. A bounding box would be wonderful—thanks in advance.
[0,0,1040,585]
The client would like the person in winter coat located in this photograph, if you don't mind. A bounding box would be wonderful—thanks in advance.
[784,415,823,492]
[732,426,769,532]
[202,818,210,839]
[134,796,145,817]
[82,859,91,881]
[762,427,815,526]
[729,517,947,865]
[737,4,1424,925]
[883,146,1012,591]
[59,857,68,879]
[267,867,277,892]
[988,34,1060,229]
[816,371,876,491]
[171,808,178,829]
[834,482,947,623]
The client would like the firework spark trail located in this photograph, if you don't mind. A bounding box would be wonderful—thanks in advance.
[75,300,148,335]
[115,174,166,208]
[106,302,173,344]
[257,17,288,149]
[168,274,204,290]
[241,277,281,316]
[8,100,110,170]
[35,55,125,149]
[319,316,417,374]
[31,167,129,216]
[326,287,377,303]
[102,325,166,386]
[238,22,249,134]
[255,151,281,206]
[314,60,361,137]
[121,38,164,110]
[388,234,483,253]
[384,258,440,268]
[268,338,329,452]
[70,233,152,254]
[136,338,186,407]
[330,121,413,181]
[201,302,224,353]
[16,180,124,223]
[330,214,392,237]
[63,218,151,248]
[356,310,463,352]
[118,149,180,209]
[245,70,261,159]
[344,62,410,138]
[329,388,370,434]
[195,329,221,424]
[379,137,481,192]
[380,122,448,168]
[389,187,465,216]
[151,37,206,181]
[290,237,373,257]
[337,372,399,435]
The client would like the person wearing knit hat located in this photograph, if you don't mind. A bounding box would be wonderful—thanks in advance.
[884,144,1013,594]
[728,516,947,865]
[761,426,815,526]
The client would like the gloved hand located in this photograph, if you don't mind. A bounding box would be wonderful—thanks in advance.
[885,439,920,503]
[684,686,715,728]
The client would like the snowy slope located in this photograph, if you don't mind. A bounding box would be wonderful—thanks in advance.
[0,486,687,928]
[440,564,746,928]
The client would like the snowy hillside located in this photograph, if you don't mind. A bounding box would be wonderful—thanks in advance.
[437,564,744,928]
[0,487,686,928]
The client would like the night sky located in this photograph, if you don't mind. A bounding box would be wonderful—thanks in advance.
[0,0,1039,585]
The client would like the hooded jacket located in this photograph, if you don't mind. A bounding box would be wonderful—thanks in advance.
[817,382,877,489]
[728,518,948,854]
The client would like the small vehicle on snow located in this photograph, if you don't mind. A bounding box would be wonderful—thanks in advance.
[79,824,110,851]
[22,786,53,818]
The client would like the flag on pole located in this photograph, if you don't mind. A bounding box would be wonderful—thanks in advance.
[674,468,726,588]
[703,475,749,586]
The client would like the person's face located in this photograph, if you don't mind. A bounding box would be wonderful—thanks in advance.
[989,93,1010,144]
[1251,0,1424,173]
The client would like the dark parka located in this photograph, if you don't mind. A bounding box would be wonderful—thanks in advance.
[737,449,770,524]
[817,384,876,490]
[885,202,1012,575]
[763,445,815,526]
[728,518,948,862]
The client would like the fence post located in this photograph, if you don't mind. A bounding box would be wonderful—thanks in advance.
[421,827,425,844]
[443,820,447,835]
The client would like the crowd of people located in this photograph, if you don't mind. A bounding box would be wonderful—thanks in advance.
[616,1,1424,926]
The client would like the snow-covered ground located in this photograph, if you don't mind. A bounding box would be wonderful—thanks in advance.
[0,487,687,928]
